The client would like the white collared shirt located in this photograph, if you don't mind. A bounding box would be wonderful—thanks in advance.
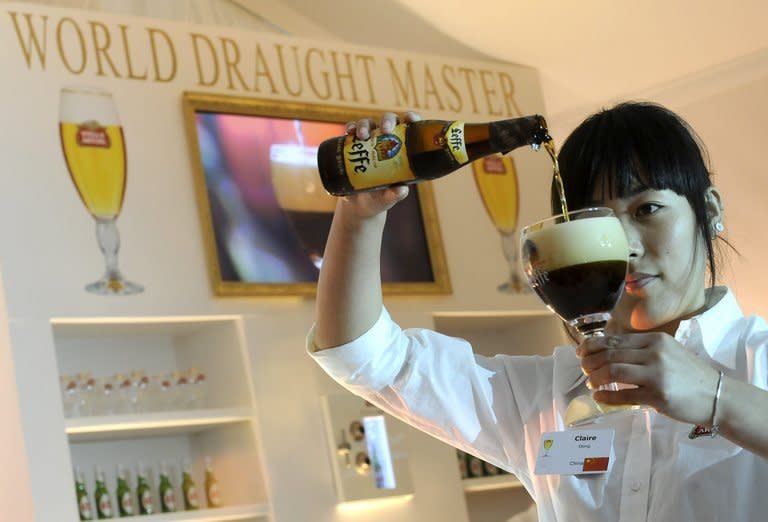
[309,287,768,521]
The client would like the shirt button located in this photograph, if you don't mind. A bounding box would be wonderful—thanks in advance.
[631,481,642,492]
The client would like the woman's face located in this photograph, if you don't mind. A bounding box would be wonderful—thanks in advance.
[596,188,708,334]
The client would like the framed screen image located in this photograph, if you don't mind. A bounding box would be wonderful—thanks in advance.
[182,92,451,296]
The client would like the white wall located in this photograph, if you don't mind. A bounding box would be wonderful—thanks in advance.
[0,2,550,521]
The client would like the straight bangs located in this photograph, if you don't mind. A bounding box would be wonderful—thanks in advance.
[552,102,712,213]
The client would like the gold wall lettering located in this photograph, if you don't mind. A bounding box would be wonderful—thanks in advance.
[190,33,218,86]
[220,37,248,91]
[9,11,48,69]
[10,10,178,82]
[305,48,331,100]
[329,51,358,103]
[254,44,278,94]
[146,28,176,82]
[6,8,523,117]
[56,17,86,74]
[89,21,122,77]
[119,24,148,80]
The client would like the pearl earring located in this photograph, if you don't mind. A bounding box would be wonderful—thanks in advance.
[714,222,724,233]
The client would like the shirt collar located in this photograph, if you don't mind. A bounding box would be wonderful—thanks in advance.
[674,286,743,368]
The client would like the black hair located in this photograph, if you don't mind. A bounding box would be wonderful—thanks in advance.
[554,101,721,285]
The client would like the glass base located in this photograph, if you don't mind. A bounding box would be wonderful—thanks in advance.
[565,394,647,427]
[86,275,144,296]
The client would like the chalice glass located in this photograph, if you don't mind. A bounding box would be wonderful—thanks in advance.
[520,207,643,426]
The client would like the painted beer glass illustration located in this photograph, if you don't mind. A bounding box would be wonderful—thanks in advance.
[472,154,529,293]
[520,207,642,426]
[59,87,143,295]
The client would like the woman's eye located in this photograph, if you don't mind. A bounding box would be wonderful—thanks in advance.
[635,203,662,217]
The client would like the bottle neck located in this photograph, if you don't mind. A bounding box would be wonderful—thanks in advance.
[465,116,548,159]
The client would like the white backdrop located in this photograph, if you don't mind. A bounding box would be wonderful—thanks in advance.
[0,2,551,521]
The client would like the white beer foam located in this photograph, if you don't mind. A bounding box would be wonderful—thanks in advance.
[59,86,120,125]
[270,144,336,212]
[525,216,628,270]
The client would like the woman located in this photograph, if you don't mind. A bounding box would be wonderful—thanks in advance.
[308,102,768,521]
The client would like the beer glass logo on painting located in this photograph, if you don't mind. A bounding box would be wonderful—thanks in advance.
[76,121,111,148]
[481,155,507,174]
[374,134,402,161]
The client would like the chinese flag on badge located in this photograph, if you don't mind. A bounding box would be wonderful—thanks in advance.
[583,457,609,472]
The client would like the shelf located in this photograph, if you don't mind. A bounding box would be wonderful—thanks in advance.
[129,504,270,521]
[51,315,240,338]
[462,474,524,493]
[66,408,254,442]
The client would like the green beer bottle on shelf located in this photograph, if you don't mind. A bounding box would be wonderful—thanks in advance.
[135,463,154,515]
[317,115,550,196]
[158,462,177,513]
[181,459,200,510]
[74,467,93,521]
[114,465,134,517]
[204,456,222,508]
[93,467,113,519]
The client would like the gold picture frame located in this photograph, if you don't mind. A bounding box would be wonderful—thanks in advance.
[182,92,451,296]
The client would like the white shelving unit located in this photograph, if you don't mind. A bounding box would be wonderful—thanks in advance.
[127,504,270,522]
[65,408,255,442]
[51,315,272,522]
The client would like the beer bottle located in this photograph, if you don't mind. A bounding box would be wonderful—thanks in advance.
[114,465,134,517]
[158,462,177,513]
[74,467,93,521]
[181,459,199,510]
[135,462,154,515]
[93,466,113,519]
[317,115,550,196]
[482,460,501,476]
[466,454,485,479]
[204,456,222,508]
[456,450,468,480]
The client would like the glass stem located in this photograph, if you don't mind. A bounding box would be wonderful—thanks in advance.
[95,218,121,278]
[583,330,619,392]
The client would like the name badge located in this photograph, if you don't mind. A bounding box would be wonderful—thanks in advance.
[534,429,615,475]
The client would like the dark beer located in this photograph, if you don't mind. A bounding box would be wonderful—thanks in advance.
[521,212,629,336]
[317,115,550,196]
[530,260,627,334]
[270,144,336,268]
[283,210,335,267]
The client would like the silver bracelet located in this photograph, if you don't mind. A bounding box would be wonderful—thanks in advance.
[709,371,725,438]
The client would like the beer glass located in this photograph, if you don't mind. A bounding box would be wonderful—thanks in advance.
[520,207,643,426]
[270,143,336,269]
[472,154,529,293]
[59,87,143,295]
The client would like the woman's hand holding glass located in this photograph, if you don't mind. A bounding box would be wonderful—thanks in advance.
[577,332,722,426]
